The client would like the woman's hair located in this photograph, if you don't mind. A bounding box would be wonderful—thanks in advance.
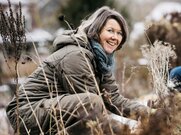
[78,6,129,50]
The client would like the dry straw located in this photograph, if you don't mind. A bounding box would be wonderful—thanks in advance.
[141,40,177,105]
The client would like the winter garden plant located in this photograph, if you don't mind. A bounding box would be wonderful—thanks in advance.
[0,0,26,134]
[141,40,177,104]
[141,40,181,135]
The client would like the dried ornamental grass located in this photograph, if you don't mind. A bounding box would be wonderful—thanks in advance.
[140,41,181,135]
[141,40,177,104]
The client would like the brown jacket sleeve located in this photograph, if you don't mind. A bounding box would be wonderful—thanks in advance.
[100,72,148,119]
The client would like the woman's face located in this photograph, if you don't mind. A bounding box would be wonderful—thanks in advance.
[99,18,123,54]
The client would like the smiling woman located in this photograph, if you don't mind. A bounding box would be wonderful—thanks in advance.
[6,6,151,135]
[99,18,123,54]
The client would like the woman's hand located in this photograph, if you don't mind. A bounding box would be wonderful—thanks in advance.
[130,108,157,135]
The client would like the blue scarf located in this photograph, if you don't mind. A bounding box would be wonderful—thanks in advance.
[91,40,114,74]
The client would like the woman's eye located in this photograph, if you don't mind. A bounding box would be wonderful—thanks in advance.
[107,29,113,33]
[117,32,123,36]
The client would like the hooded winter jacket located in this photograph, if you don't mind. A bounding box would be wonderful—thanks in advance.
[6,30,146,133]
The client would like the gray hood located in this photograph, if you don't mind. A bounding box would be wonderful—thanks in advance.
[53,30,89,52]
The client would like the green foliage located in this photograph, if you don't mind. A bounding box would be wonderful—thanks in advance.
[58,0,114,28]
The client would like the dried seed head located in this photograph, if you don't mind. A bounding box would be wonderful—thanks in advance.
[58,15,65,21]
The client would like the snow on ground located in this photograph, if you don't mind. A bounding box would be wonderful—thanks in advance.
[129,2,181,46]
[110,113,138,130]
[0,0,30,5]
[129,22,145,46]
[146,2,181,21]
[26,28,53,43]
[0,28,52,44]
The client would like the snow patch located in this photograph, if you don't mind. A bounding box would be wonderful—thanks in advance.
[130,22,145,42]
[26,28,53,43]
[146,2,181,21]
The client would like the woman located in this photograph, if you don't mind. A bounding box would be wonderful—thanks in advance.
[6,6,149,135]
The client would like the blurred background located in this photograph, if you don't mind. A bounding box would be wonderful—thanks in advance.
[0,0,181,134]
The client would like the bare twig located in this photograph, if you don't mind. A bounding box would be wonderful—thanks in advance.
[0,1,26,134]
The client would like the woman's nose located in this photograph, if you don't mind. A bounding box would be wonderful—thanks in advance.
[112,32,119,40]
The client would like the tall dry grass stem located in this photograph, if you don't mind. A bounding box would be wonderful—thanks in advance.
[0,0,26,134]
